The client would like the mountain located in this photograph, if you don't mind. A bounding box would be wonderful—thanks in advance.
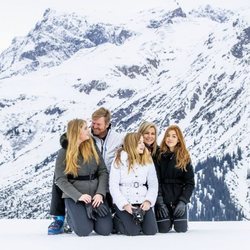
[0,4,249,220]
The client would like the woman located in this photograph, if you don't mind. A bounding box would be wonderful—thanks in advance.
[55,119,112,236]
[155,125,195,233]
[138,121,159,159]
[109,133,158,236]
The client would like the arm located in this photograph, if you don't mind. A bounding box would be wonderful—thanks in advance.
[154,157,165,205]
[144,163,159,207]
[178,162,195,204]
[95,147,109,197]
[54,149,83,203]
[109,160,129,211]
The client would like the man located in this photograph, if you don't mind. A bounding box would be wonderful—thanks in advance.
[48,107,124,235]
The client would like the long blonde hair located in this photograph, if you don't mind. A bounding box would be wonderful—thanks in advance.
[160,125,191,171]
[115,132,152,173]
[65,119,99,177]
[138,121,158,156]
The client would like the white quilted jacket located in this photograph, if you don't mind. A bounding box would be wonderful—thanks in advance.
[109,151,158,210]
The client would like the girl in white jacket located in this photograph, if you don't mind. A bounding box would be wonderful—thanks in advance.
[109,132,158,235]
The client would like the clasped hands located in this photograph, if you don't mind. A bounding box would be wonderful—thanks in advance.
[123,200,151,214]
[78,193,109,220]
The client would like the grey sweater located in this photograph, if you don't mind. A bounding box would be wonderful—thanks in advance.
[55,147,108,202]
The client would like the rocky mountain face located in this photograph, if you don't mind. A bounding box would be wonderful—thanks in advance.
[0,4,249,220]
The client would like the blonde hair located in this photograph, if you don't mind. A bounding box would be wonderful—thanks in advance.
[160,125,191,171]
[138,121,158,156]
[115,132,152,173]
[92,107,111,125]
[65,119,99,177]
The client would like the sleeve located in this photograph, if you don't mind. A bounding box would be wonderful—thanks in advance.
[54,149,83,203]
[179,162,195,204]
[145,163,159,206]
[95,146,109,197]
[109,160,129,211]
[153,155,165,205]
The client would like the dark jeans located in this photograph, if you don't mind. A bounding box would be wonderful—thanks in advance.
[157,203,188,233]
[65,198,113,236]
[113,205,157,236]
[49,175,65,216]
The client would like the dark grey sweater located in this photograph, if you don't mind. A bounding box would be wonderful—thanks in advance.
[55,148,108,202]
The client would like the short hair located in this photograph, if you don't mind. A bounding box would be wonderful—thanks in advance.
[91,107,111,125]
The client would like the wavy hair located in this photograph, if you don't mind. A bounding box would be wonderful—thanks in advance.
[65,119,99,177]
[160,125,191,171]
[138,121,158,156]
[115,132,152,173]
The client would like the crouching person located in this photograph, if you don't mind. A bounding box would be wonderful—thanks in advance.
[109,132,158,236]
[154,125,195,233]
[55,119,112,236]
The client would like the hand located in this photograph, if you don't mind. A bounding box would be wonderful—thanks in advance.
[123,204,135,214]
[85,203,96,220]
[132,207,145,224]
[140,200,151,211]
[92,194,103,208]
[93,203,110,217]
[155,203,169,219]
[78,194,92,203]
[173,201,186,218]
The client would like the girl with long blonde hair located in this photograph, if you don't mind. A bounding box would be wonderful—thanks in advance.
[110,132,158,236]
[55,119,112,237]
[155,124,194,234]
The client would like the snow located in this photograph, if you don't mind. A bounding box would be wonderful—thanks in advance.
[0,220,249,250]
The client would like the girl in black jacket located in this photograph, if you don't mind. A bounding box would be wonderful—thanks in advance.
[155,125,195,233]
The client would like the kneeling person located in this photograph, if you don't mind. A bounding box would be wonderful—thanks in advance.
[55,119,112,236]
[109,133,158,236]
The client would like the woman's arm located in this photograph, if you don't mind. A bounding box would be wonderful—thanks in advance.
[54,149,83,202]
[109,160,130,211]
[179,162,195,204]
[144,163,159,207]
[95,147,109,197]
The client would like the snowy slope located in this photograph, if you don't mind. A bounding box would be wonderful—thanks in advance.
[0,3,249,219]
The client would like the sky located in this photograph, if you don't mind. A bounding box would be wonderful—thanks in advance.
[0,220,249,250]
[0,0,249,53]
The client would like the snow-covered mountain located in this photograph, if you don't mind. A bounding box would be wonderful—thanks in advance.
[0,3,249,220]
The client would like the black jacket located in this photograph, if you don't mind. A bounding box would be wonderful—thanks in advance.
[154,151,195,205]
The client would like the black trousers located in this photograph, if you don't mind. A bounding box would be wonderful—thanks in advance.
[65,198,113,236]
[113,205,157,236]
[49,175,65,216]
[157,203,188,233]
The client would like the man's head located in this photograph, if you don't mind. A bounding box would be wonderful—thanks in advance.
[91,107,111,138]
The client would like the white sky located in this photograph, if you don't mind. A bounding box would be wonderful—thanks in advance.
[0,0,249,53]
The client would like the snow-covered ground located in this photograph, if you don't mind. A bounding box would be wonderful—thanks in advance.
[0,220,249,250]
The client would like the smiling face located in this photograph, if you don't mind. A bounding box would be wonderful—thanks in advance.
[137,136,145,154]
[91,117,109,138]
[143,127,156,146]
[165,129,178,152]
[79,123,90,143]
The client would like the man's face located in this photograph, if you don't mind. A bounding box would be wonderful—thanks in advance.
[91,117,109,138]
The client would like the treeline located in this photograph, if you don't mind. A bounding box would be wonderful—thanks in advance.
[189,147,244,220]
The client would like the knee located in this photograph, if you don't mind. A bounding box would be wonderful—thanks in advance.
[74,227,93,237]
[95,226,112,236]
[158,227,171,233]
[143,228,157,235]
[174,223,187,233]
[157,221,172,233]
